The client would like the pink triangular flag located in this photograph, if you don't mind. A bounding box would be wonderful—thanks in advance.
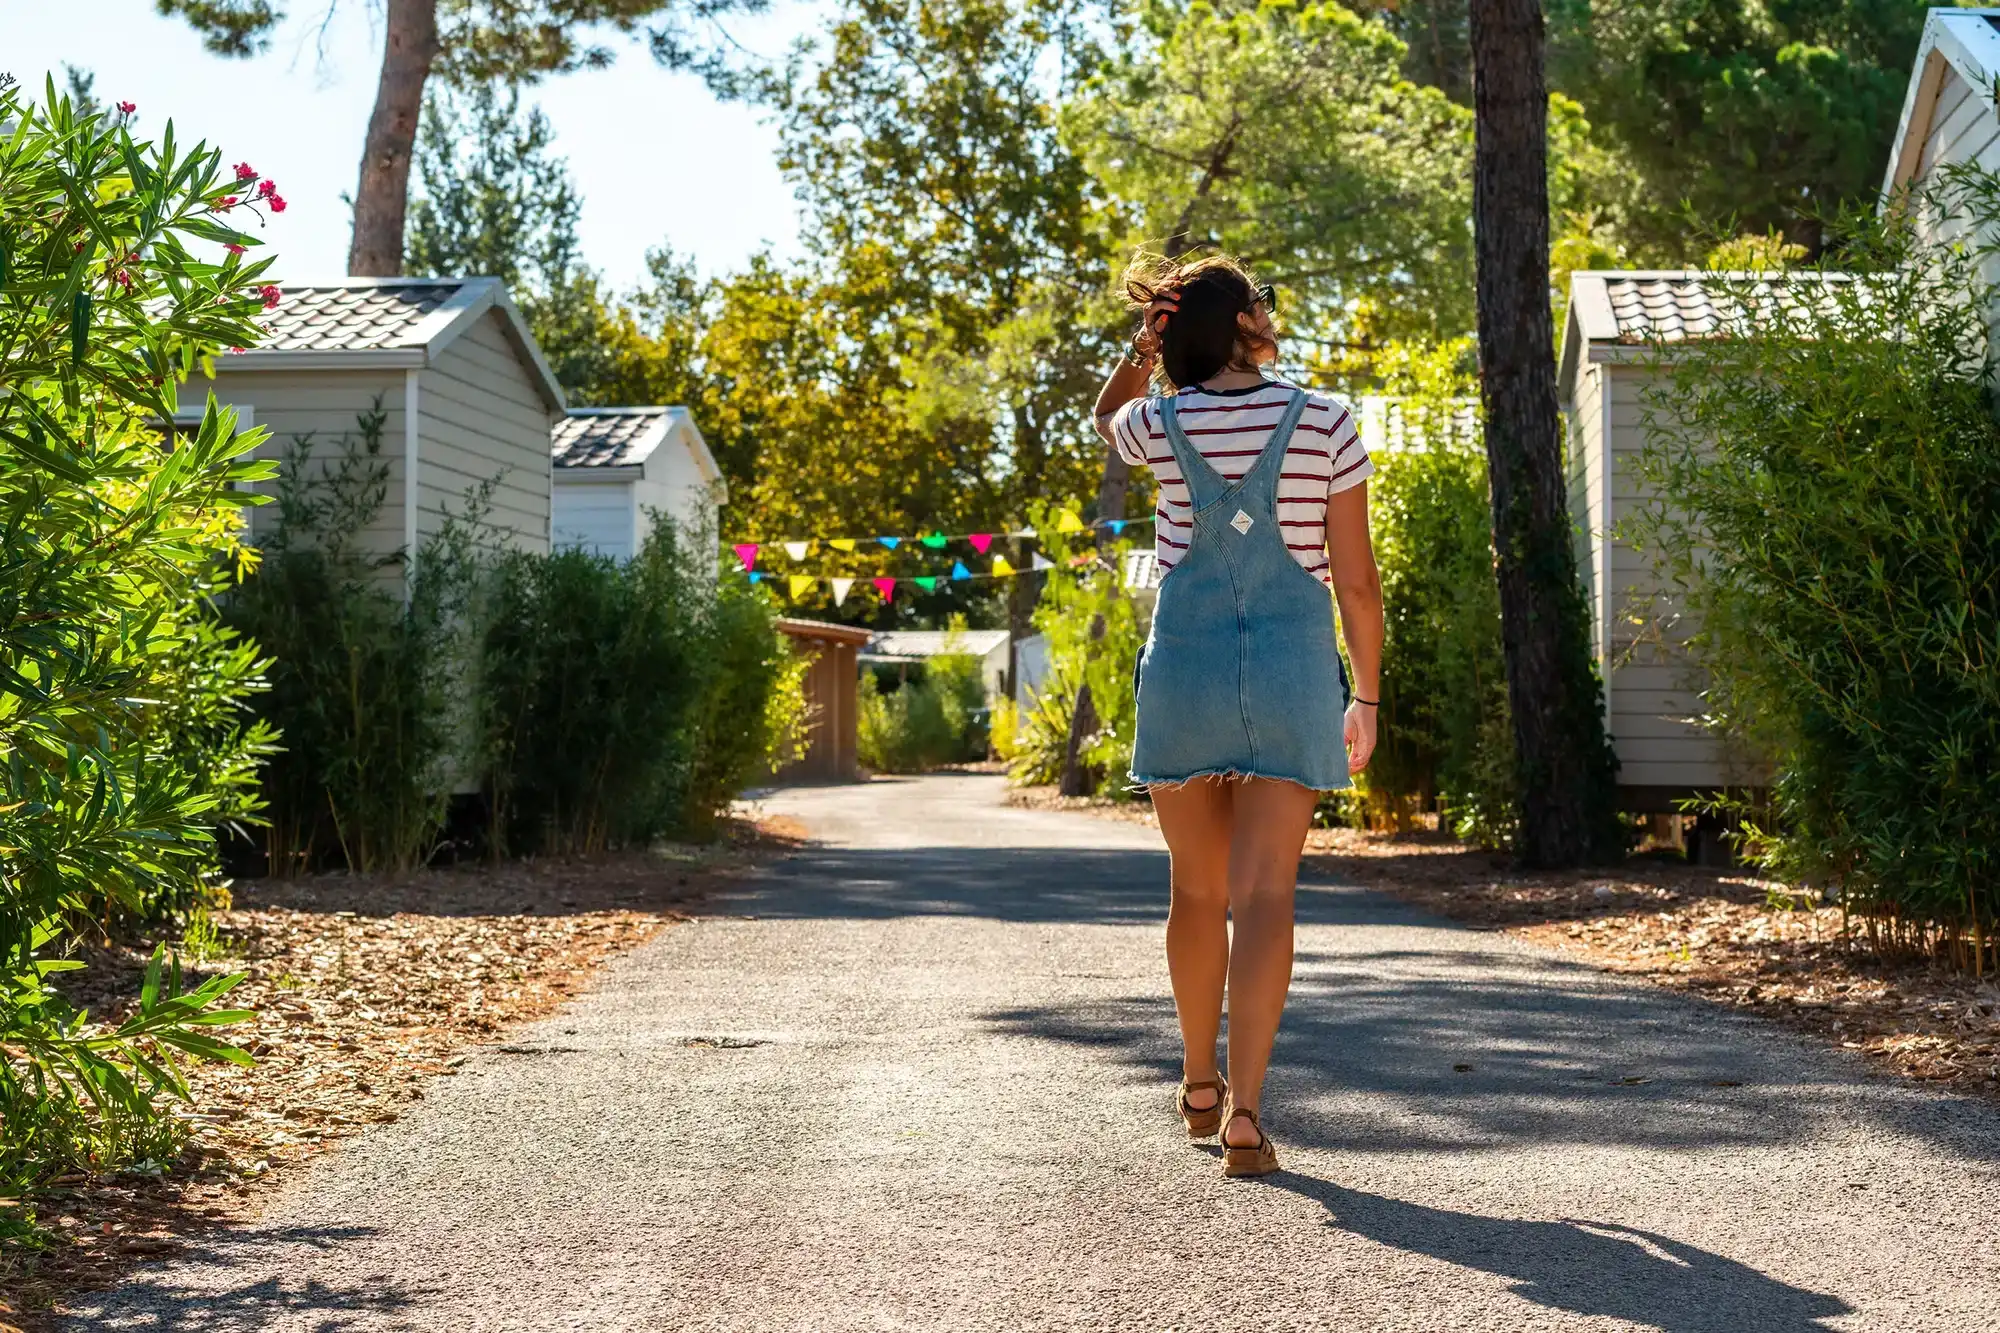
[733,543,759,571]
[968,533,994,554]
[872,577,897,600]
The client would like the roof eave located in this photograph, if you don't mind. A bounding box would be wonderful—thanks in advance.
[207,347,427,372]
[553,462,645,479]
[1882,10,2000,200]
[412,278,568,415]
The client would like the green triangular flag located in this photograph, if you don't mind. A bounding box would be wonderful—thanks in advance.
[915,576,939,591]
[920,533,949,549]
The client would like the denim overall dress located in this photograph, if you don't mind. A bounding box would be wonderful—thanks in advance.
[1129,388,1351,792]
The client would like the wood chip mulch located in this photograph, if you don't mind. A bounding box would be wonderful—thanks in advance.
[0,815,804,1328]
[1005,785,2000,1104]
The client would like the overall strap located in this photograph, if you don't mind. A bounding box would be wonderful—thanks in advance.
[1158,394,1230,512]
[1248,389,1312,502]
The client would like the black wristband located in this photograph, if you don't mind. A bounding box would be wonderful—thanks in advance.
[1352,696,1379,707]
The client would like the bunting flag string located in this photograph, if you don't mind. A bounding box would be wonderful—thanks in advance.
[731,511,1152,568]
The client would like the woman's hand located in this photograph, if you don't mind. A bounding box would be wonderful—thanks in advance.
[1131,292,1179,364]
[1344,699,1377,774]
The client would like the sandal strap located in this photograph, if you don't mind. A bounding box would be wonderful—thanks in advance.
[1224,1106,1268,1149]
[1180,1077,1226,1093]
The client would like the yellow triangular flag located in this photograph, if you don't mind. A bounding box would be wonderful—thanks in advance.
[788,574,815,600]
[829,537,857,553]
[1055,510,1085,534]
[991,556,1015,576]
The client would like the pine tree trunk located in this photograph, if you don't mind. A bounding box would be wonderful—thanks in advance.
[1469,0,1619,867]
[347,0,441,276]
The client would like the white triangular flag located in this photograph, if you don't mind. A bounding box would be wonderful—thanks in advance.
[830,576,855,607]
[783,540,810,562]
[1030,551,1054,572]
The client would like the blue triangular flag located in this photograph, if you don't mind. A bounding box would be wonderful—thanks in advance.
[748,571,762,584]
[1108,519,1126,535]
[951,560,970,581]
[878,536,901,550]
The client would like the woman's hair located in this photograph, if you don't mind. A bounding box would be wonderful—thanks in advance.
[1124,252,1276,390]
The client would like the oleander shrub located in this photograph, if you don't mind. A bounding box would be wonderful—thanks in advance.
[1627,164,2000,970]
[1,77,267,1217]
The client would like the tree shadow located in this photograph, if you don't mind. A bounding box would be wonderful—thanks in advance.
[55,1225,429,1332]
[1262,1174,1851,1333]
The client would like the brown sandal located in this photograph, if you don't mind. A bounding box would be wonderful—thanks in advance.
[1220,1106,1280,1177]
[1176,1075,1228,1138]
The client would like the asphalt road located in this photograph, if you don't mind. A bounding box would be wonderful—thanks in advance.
[64,773,2000,1331]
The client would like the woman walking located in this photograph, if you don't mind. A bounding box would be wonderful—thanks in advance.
[1092,254,1383,1177]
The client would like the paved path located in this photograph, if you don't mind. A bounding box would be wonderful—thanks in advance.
[66,774,2000,1331]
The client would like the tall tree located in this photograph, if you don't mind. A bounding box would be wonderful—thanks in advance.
[159,0,768,275]
[1468,0,1620,867]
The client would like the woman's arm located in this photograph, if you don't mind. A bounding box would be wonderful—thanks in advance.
[1093,297,1177,444]
[1092,357,1153,444]
[1326,481,1384,772]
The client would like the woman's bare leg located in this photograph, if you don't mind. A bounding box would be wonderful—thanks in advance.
[1220,778,1318,1145]
[1152,778,1234,1109]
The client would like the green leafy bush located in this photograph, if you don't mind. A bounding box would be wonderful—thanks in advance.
[858,673,959,773]
[1,77,267,1212]
[1350,342,1514,845]
[1011,502,1145,795]
[475,515,799,850]
[1627,165,2000,969]
[223,408,476,874]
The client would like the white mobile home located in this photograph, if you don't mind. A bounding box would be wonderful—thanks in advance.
[549,407,727,560]
[190,277,565,560]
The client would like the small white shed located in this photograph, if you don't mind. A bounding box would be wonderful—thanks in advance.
[193,278,565,562]
[549,407,727,561]
[1555,272,1822,809]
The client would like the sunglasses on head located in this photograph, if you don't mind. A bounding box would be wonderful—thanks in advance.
[1252,282,1278,314]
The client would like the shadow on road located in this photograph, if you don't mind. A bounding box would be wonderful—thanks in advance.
[1264,1174,1852,1333]
[59,1225,428,1331]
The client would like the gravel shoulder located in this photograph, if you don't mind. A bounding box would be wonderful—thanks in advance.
[52,774,2000,1332]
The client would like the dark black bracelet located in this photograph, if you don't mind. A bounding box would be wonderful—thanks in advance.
[1352,696,1379,707]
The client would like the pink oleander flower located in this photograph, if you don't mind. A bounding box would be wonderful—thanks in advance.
[113,269,133,291]
[268,194,287,213]
[117,101,136,115]
[258,284,281,310]
[256,179,277,198]
[226,243,246,255]
[234,162,256,180]
[213,195,239,210]
[228,346,248,354]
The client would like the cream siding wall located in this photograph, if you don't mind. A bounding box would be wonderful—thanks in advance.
[553,476,638,561]
[193,368,408,558]
[418,310,554,552]
[1597,366,1765,795]
[1908,64,2000,346]
[638,427,720,543]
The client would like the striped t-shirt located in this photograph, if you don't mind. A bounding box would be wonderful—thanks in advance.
[1110,380,1371,586]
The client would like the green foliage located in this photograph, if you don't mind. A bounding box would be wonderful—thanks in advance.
[1627,165,2000,968]
[1356,342,1515,845]
[0,76,267,1205]
[1066,0,1476,352]
[222,409,475,875]
[1544,0,1927,254]
[1010,503,1145,792]
[857,623,991,773]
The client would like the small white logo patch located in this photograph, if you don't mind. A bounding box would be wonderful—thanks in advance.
[1230,509,1254,535]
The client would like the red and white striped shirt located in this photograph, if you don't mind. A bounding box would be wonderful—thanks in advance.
[1110,380,1371,586]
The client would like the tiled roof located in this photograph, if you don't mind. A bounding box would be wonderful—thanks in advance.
[1571,272,1857,346]
[257,281,467,352]
[550,408,678,468]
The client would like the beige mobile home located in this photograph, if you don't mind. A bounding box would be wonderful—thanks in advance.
[1556,272,1797,810]
[188,277,566,561]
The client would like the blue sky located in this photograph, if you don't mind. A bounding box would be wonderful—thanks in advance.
[0,1,819,289]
